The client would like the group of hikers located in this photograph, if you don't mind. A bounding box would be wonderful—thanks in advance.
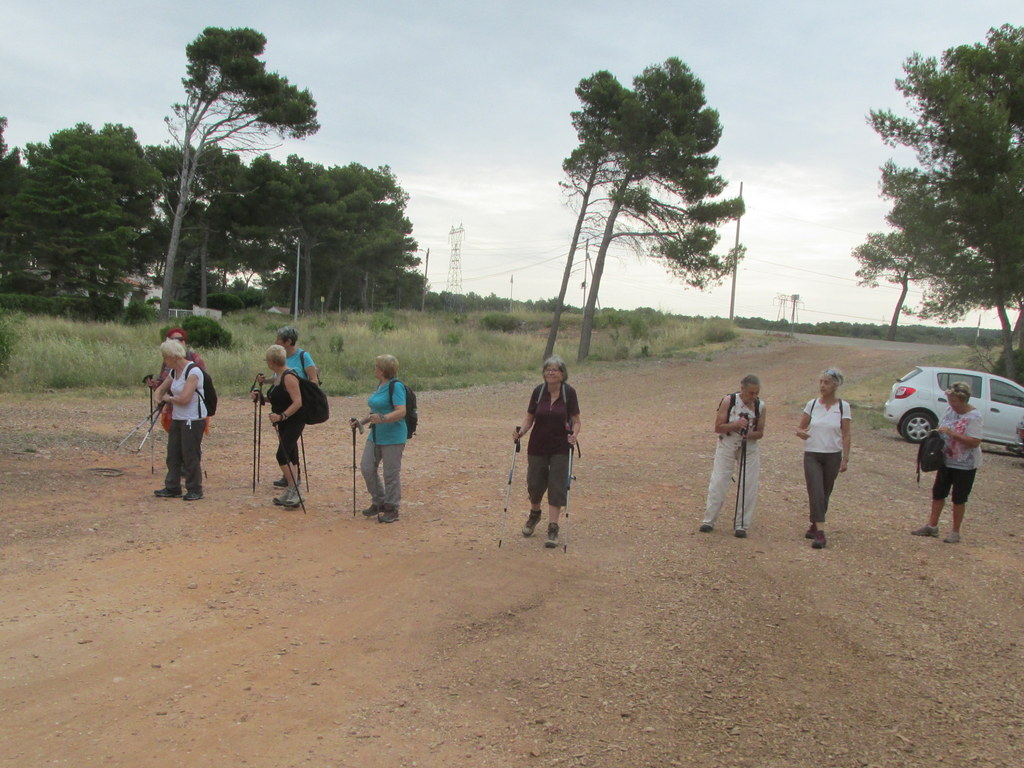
[702,368,985,547]
[140,326,987,549]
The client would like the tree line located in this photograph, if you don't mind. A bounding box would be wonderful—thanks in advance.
[0,28,419,317]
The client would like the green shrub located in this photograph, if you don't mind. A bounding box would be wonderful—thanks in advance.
[182,315,233,349]
[480,312,521,333]
[994,347,1024,385]
[205,292,246,313]
[329,334,345,353]
[122,300,157,326]
[370,312,395,333]
[0,311,18,371]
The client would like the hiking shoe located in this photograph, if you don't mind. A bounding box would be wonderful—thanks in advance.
[812,530,827,549]
[734,529,747,538]
[522,510,543,537]
[943,531,961,544]
[182,490,203,501]
[154,487,182,498]
[805,523,818,540]
[273,487,301,508]
[911,525,939,537]
[273,471,299,488]
[698,524,714,533]
[378,505,399,523]
[544,522,560,548]
[361,504,380,518]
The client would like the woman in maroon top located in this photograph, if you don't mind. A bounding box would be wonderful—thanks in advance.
[513,356,582,548]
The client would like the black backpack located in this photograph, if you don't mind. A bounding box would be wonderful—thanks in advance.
[388,379,417,438]
[723,392,760,422]
[916,429,946,483]
[183,363,217,417]
[284,369,330,425]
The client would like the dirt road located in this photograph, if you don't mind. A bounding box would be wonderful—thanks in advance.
[1,336,1021,767]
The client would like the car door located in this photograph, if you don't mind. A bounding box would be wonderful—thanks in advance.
[985,378,1024,444]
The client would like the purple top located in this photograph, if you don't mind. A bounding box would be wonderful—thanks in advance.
[526,384,580,456]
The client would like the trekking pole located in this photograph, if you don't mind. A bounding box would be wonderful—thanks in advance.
[497,428,521,548]
[118,402,163,450]
[563,443,578,554]
[299,433,310,493]
[252,391,259,494]
[148,382,156,473]
[733,438,747,532]
[349,418,364,517]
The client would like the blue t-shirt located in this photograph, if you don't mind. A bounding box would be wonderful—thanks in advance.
[368,380,407,445]
[286,348,316,380]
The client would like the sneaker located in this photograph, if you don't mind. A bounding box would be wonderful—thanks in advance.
[361,504,380,518]
[734,529,747,538]
[812,530,827,549]
[943,531,961,544]
[698,524,714,533]
[522,510,542,537]
[182,490,203,501]
[378,505,399,523]
[154,487,182,498]
[273,487,301,508]
[273,471,299,488]
[805,523,818,540]
[544,522,560,548]
[911,525,939,537]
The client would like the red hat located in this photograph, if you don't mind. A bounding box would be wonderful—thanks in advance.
[165,328,187,343]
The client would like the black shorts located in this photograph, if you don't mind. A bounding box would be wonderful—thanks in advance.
[931,466,977,506]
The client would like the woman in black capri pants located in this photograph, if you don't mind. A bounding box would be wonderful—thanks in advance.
[259,344,304,509]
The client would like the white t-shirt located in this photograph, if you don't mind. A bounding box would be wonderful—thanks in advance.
[802,398,850,453]
[718,392,762,450]
[939,406,983,470]
[170,364,207,421]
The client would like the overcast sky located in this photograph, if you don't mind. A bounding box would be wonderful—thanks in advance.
[3,1,1021,327]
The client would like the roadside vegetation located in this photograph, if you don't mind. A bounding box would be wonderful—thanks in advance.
[0,308,738,396]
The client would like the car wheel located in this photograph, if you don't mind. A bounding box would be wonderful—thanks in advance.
[899,411,937,443]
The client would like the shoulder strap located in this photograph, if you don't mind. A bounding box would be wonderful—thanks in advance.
[184,363,205,418]
[533,384,545,406]
[388,379,396,409]
[301,349,311,371]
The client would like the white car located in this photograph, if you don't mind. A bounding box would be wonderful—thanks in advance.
[884,366,1024,451]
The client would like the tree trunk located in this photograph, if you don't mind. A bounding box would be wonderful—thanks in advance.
[996,302,1016,381]
[1013,302,1023,349]
[577,196,624,363]
[887,279,909,342]
[158,184,190,321]
[199,227,210,307]
[545,166,598,361]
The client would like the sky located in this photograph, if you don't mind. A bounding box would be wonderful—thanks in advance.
[3,1,1022,328]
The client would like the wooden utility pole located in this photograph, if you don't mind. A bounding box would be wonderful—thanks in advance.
[728,181,743,321]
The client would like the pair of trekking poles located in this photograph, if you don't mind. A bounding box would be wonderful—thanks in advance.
[498,427,579,553]
[116,375,162,473]
[251,375,309,514]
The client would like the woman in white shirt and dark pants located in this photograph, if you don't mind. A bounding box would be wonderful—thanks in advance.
[796,368,851,549]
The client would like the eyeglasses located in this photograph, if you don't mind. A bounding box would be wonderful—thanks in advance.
[169,336,184,341]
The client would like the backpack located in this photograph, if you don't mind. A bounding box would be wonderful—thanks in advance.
[916,429,946,483]
[183,363,217,417]
[284,369,330,425]
[388,379,418,438]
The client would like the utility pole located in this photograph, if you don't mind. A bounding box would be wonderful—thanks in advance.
[728,181,743,321]
[420,248,430,311]
[509,274,514,313]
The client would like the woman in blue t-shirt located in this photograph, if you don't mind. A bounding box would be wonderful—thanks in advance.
[352,354,407,523]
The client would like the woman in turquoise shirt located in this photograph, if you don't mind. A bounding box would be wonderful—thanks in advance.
[352,354,407,523]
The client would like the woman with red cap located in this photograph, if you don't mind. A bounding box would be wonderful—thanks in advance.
[147,328,206,389]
